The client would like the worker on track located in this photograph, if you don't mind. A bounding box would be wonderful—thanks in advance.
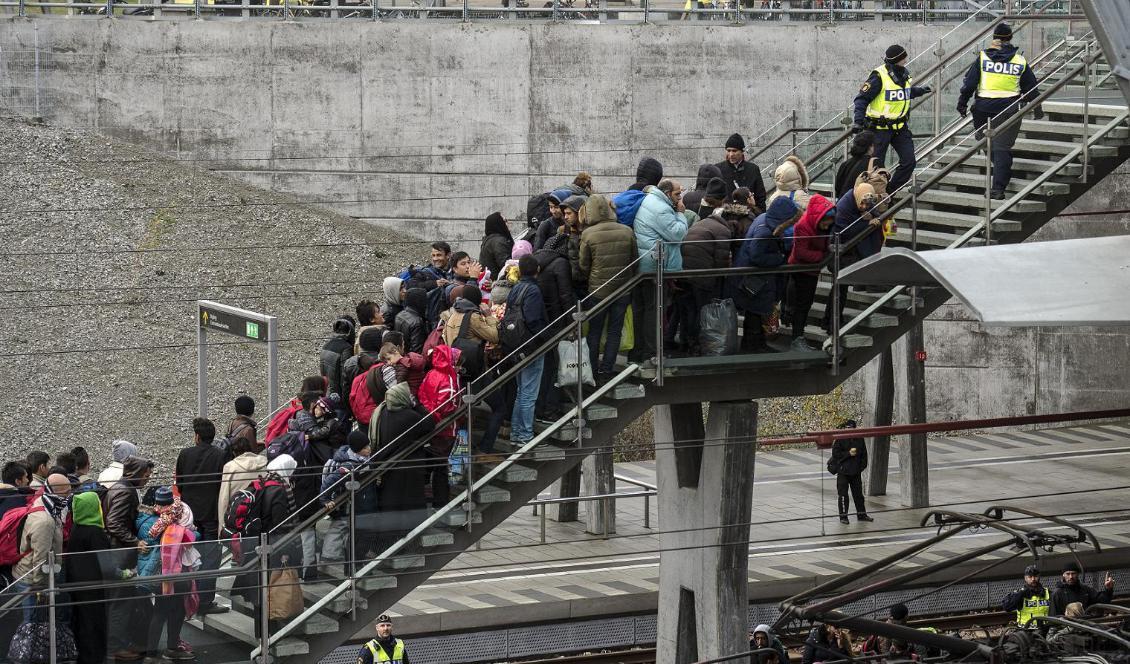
[1002,564,1051,628]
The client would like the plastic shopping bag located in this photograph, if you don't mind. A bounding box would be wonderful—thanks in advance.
[555,338,596,388]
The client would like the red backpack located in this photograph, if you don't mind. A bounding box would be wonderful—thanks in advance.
[0,497,44,567]
[221,478,282,562]
[264,400,301,444]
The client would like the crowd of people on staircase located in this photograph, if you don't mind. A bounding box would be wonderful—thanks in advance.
[0,26,1053,662]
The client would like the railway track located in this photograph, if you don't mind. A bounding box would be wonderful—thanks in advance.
[513,598,1130,664]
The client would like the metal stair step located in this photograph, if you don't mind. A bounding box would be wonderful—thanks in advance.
[802,326,873,349]
[228,594,339,635]
[584,403,618,420]
[806,302,899,328]
[440,509,483,527]
[420,529,455,547]
[303,582,370,611]
[322,564,399,592]
[535,420,591,441]
[1010,137,1118,158]
[886,227,963,248]
[475,484,511,504]
[912,188,1046,213]
[606,381,646,400]
[494,463,539,483]
[192,609,310,656]
[930,152,1086,176]
[891,207,1023,233]
[389,553,426,571]
[1019,119,1129,139]
[919,169,1071,195]
[495,439,570,460]
[1041,101,1128,118]
[813,283,918,310]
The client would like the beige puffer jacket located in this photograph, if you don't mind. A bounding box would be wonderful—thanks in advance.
[767,155,812,211]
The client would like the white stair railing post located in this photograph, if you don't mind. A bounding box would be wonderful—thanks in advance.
[984,118,993,245]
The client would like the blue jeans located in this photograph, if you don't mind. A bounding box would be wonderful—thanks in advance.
[510,355,545,442]
[585,295,630,374]
[11,582,37,624]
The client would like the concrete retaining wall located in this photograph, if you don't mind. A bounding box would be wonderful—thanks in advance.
[1,16,1126,421]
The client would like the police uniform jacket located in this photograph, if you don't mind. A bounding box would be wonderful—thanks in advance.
[852,64,931,126]
[958,42,1039,116]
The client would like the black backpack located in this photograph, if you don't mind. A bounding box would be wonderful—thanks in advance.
[526,193,552,231]
[214,422,253,459]
[500,286,533,355]
[450,311,486,381]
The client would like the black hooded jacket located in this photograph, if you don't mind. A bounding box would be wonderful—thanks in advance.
[683,163,723,218]
[1052,578,1113,615]
[831,436,868,476]
[533,237,577,331]
[395,288,429,354]
[479,215,514,278]
[714,158,767,212]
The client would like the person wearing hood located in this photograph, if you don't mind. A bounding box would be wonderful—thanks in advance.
[631,179,689,362]
[787,195,837,351]
[418,344,462,507]
[715,133,767,212]
[830,419,873,524]
[320,431,377,575]
[372,383,434,548]
[442,284,499,351]
[835,131,877,199]
[499,239,533,290]
[681,194,741,353]
[136,487,199,661]
[66,491,115,664]
[611,156,664,228]
[320,315,356,403]
[1047,602,1091,653]
[767,155,812,212]
[381,276,405,332]
[98,439,138,489]
[478,211,514,278]
[580,194,636,380]
[532,233,576,420]
[102,456,153,661]
[288,394,346,579]
[561,195,588,288]
[239,456,301,639]
[395,287,430,354]
[534,189,571,250]
[733,197,801,353]
[852,44,932,194]
[801,623,852,664]
[682,163,723,218]
[957,23,1042,199]
[1003,564,1052,627]
[750,624,791,664]
[833,181,884,260]
[1052,561,1114,615]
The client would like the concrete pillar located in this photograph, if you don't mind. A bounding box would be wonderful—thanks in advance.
[900,320,929,507]
[546,467,581,522]
[654,400,757,664]
[868,346,894,496]
[583,447,616,535]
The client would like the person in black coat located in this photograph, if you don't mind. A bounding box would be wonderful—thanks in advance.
[532,234,575,419]
[830,419,873,524]
[478,211,514,279]
[1052,561,1114,615]
[373,383,434,555]
[66,491,114,664]
[714,133,767,212]
[834,131,876,199]
[174,417,227,613]
[394,288,429,355]
[801,623,851,664]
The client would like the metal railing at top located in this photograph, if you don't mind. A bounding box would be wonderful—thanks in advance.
[0,0,1025,22]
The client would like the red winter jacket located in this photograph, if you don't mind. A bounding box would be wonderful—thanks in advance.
[789,194,835,273]
[417,345,462,439]
[264,399,301,443]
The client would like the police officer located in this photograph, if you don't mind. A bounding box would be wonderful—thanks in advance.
[852,44,932,195]
[357,614,408,664]
[1002,564,1051,628]
[956,23,1042,199]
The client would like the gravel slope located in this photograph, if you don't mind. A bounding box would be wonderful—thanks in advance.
[0,117,423,477]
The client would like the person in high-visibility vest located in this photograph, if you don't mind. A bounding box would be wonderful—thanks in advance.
[956,22,1042,199]
[356,614,409,664]
[851,44,933,196]
[1002,564,1051,628]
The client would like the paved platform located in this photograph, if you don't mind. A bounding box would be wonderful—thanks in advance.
[388,420,1130,636]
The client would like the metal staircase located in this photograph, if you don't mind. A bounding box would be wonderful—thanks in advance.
[176,6,1130,663]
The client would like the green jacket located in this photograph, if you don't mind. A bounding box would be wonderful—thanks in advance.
[580,195,637,300]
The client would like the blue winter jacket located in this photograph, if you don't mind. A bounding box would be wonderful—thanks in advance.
[634,188,689,274]
[611,189,648,228]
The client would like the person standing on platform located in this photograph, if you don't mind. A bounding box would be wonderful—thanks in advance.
[852,44,932,194]
[1003,564,1051,627]
[956,22,1042,199]
[356,614,409,664]
[830,419,873,524]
